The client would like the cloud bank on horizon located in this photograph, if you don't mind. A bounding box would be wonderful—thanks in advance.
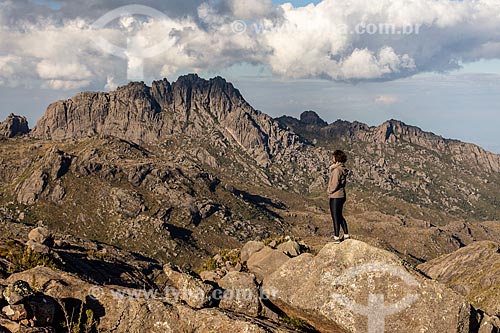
[1,0,500,90]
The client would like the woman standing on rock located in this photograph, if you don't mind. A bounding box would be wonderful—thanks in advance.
[328,150,350,244]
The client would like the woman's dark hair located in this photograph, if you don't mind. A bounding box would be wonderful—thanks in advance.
[333,150,348,163]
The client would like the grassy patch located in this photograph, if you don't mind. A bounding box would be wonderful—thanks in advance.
[200,248,245,272]
[58,297,96,333]
[0,240,59,273]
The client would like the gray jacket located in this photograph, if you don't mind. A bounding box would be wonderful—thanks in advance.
[328,163,349,199]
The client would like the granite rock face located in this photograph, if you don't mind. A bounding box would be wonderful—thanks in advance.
[23,75,500,225]
[246,246,290,283]
[377,120,500,173]
[32,75,302,167]
[163,264,214,309]
[15,148,71,205]
[26,227,53,254]
[277,240,301,257]
[278,114,500,173]
[2,280,34,305]
[263,239,471,333]
[217,271,261,317]
[240,241,265,263]
[0,114,29,138]
[276,111,500,222]
[418,241,500,317]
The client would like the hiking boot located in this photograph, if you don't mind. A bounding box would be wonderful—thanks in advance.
[343,234,351,240]
[332,236,341,244]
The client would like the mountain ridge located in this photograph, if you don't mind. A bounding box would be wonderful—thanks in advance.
[31,74,303,168]
[276,111,500,173]
[1,74,500,269]
[30,78,500,154]
[2,74,500,224]
[3,74,498,174]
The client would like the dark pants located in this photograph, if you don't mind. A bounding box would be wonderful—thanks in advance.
[330,198,348,237]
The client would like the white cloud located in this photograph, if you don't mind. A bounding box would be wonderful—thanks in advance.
[1,0,500,90]
[42,79,91,90]
[336,47,415,80]
[375,94,398,105]
[104,76,119,91]
[0,55,35,87]
[0,56,22,78]
[36,60,93,80]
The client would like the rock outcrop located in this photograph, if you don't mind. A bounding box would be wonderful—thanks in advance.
[2,75,500,241]
[15,148,71,206]
[163,264,214,309]
[0,279,58,332]
[1,219,497,333]
[478,313,500,333]
[263,239,471,333]
[1,134,292,268]
[346,213,500,264]
[275,111,500,221]
[2,74,500,279]
[240,241,265,263]
[299,111,328,127]
[418,241,500,316]
[380,120,500,173]
[26,227,53,254]
[246,246,290,283]
[2,281,33,305]
[3,267,292,333]
[217,271,261,317]
[276,240,301,257]
[0,114,29,138]
[32,75,302,167]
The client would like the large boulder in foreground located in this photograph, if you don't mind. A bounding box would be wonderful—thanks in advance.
[263,239,471,333]
[418,241,500,316]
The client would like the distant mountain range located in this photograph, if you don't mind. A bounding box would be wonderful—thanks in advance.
[0,74,499,269]
[1,74,500,333]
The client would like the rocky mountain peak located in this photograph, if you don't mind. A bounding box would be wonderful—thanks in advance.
[31,75,301,167]
[115,81,158,105]
[0,113,30,138]
[299,111,328,127]
[175,73,203,85]
[380,119,438,141]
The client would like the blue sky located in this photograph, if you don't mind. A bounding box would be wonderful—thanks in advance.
[1,0,500,153]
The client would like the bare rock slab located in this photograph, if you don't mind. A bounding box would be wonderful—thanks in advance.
[0,114,29,138]
[247,246,289,283]
[277,241,301,257]
[218,271,261,317]
[418,240,500,316]
[163,264,213,309]
[241,241,265,263]
[263,239,471,333]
